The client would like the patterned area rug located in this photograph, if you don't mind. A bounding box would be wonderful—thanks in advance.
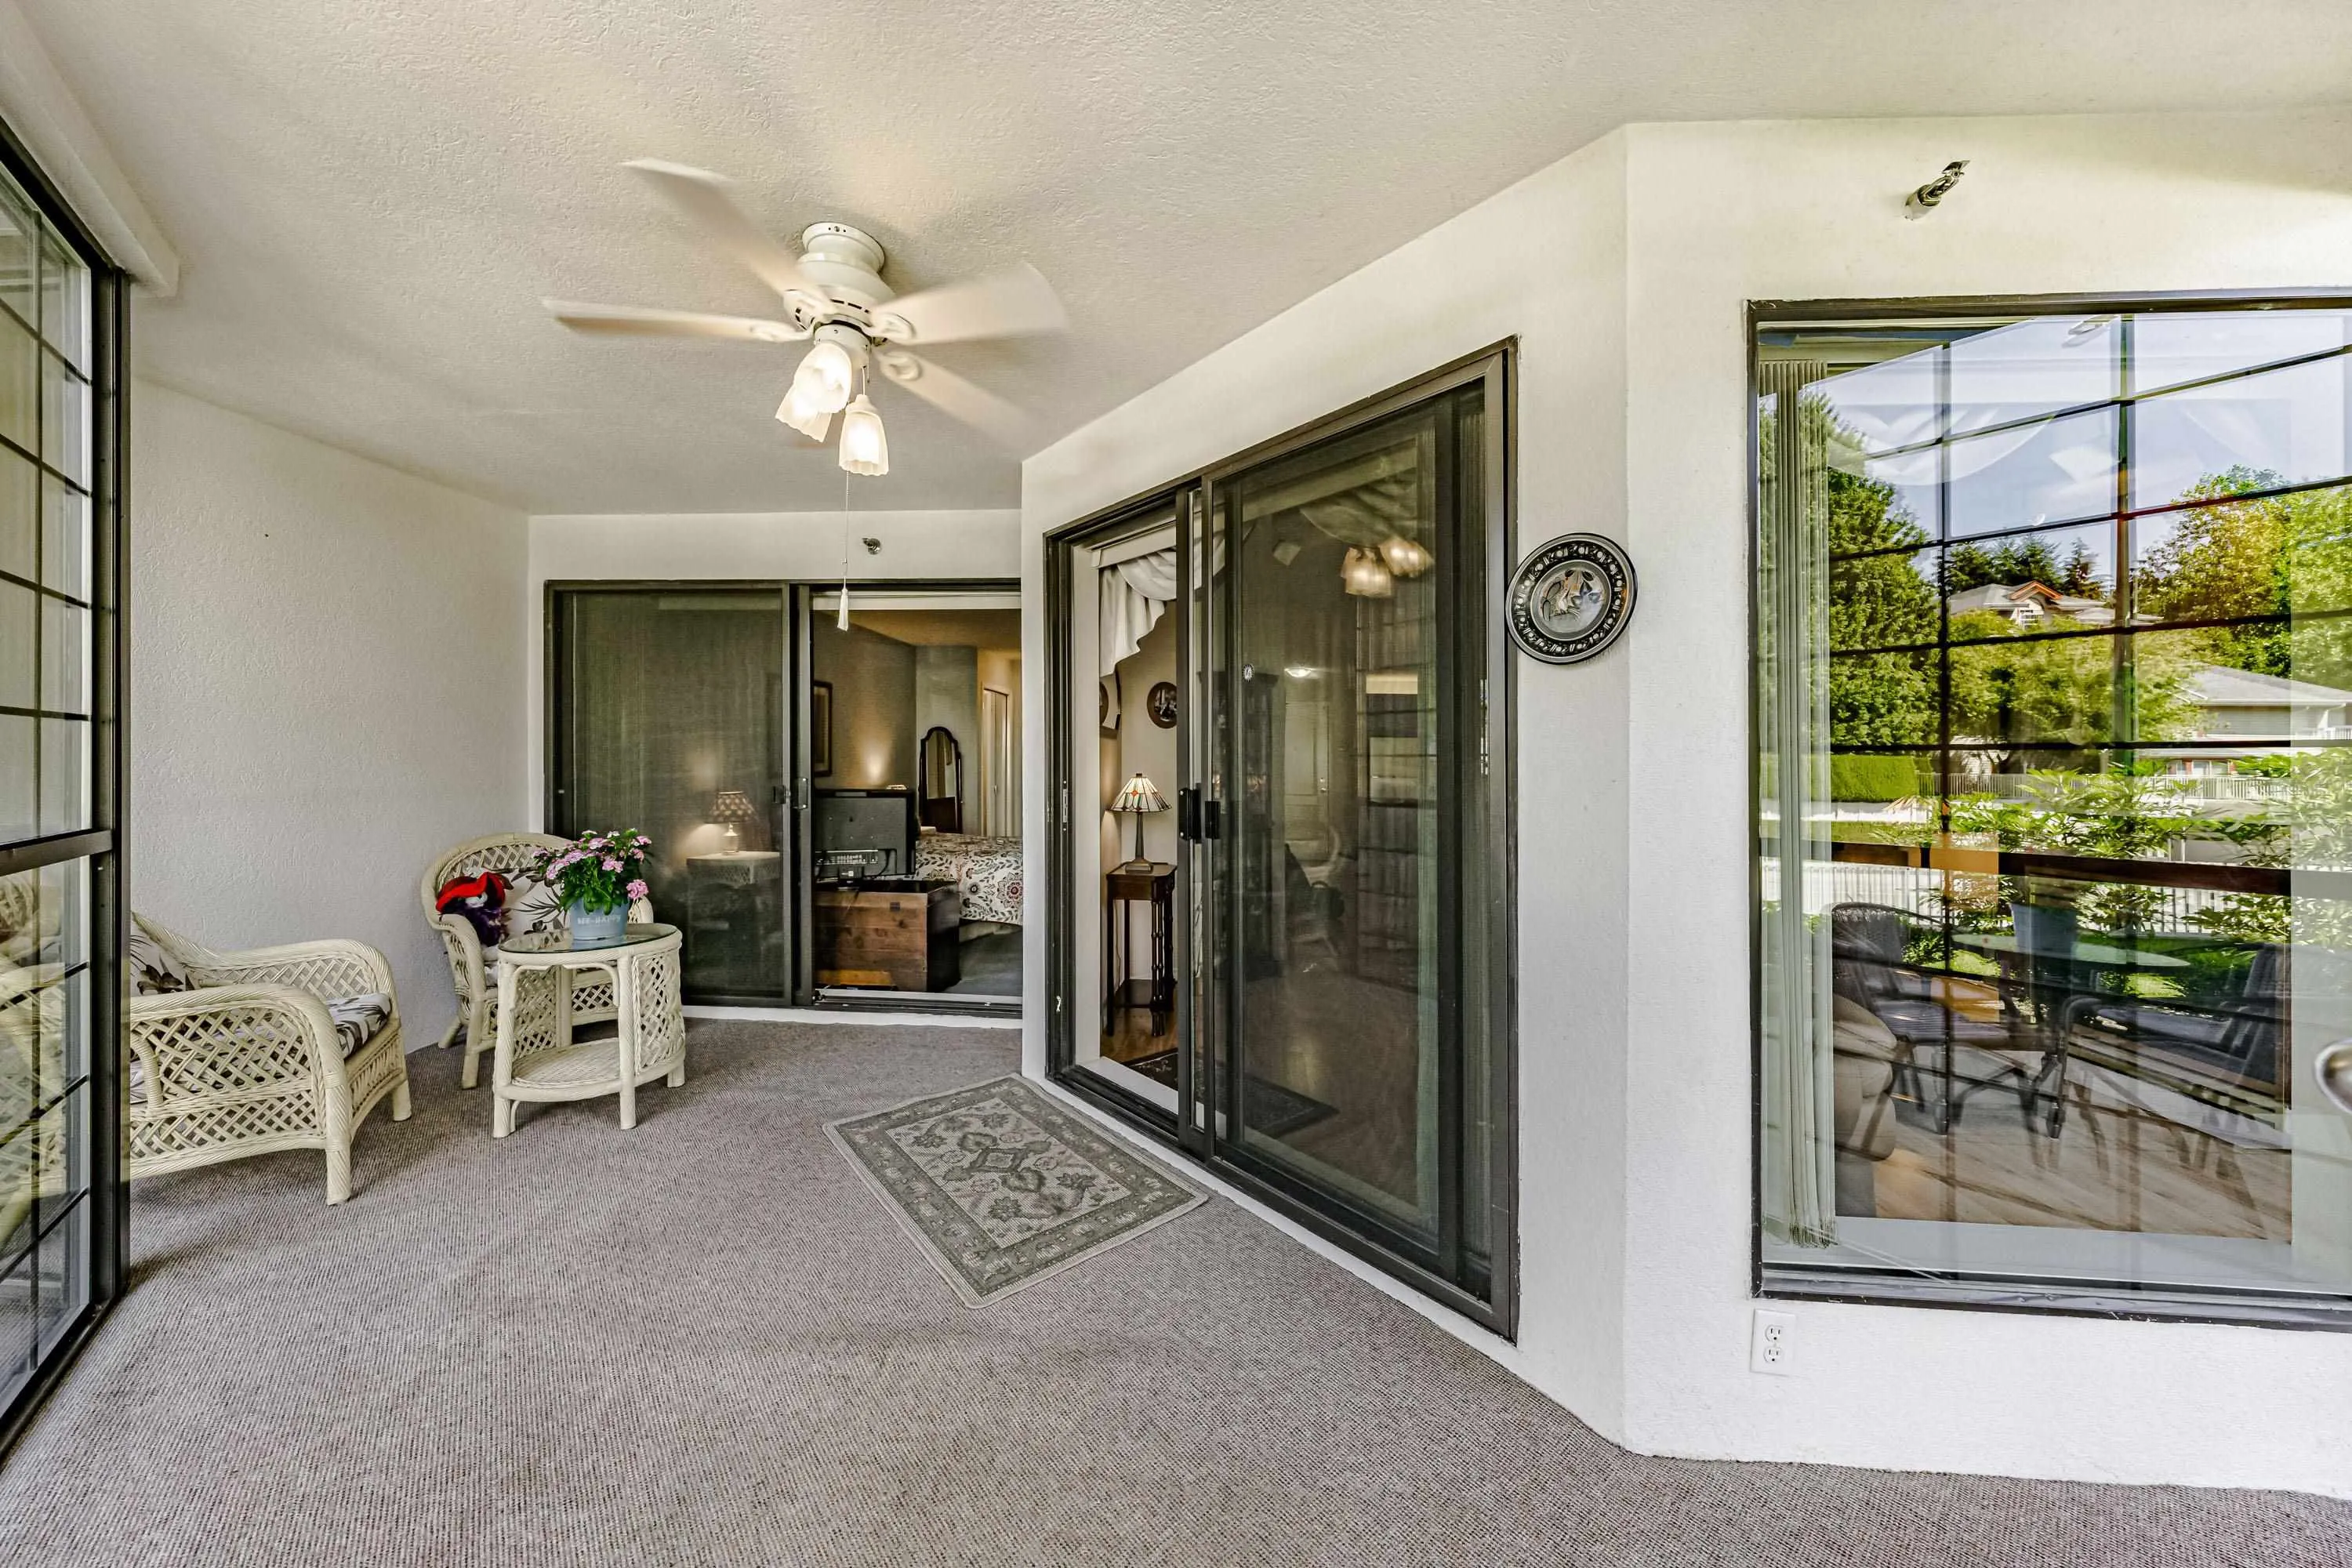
[828,1075,1207,1306]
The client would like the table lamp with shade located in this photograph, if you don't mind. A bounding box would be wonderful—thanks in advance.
[1110,773,1167,871]
[711,789,757,854]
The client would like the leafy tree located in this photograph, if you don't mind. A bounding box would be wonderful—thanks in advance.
[1763,395,1940,748]
[1944,536,2106,599]
[2056,541,2100,597]
[2135,466,2292,677]
[1945,609,2197,750]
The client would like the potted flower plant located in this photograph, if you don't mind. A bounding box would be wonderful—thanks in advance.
[529,829,652,949]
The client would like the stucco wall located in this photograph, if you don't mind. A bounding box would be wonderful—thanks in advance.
[129,379,527,1043]
[1612,109,2352,1494]
[1021,108,2352,1496]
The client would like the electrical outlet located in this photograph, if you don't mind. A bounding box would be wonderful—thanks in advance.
[1751,1308,1795,1376]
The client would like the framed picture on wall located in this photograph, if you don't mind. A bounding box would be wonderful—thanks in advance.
[812,680,834,776]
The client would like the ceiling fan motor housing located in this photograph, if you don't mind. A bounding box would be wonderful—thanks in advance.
[809,318,873,372]
[797,222,891,308]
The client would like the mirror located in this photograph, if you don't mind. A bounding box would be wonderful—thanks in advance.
[920,724,963,833]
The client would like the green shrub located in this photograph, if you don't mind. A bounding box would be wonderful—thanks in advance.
[1829,753,1922,802]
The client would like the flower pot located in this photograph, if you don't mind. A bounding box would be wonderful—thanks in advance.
[567,898,627,949]
[2009,899,2078,959]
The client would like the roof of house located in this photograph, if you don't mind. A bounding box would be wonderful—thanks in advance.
[1947,581,2109,618]
[2184,665,2352,707]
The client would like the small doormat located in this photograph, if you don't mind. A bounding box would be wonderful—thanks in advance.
[828,1076,1207,1307]
[1123,1051,1338,1139]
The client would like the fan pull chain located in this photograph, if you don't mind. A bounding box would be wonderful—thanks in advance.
[837,468,854,630]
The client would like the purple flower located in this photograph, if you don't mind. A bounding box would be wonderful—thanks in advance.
[626,879,649,900]
[603,857,622,872]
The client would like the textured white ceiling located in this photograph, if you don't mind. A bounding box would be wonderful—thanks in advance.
[23,0,2352,513]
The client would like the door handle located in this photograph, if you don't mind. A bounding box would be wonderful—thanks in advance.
[2321,1037,2352,1119]
[1177,788,1200,841]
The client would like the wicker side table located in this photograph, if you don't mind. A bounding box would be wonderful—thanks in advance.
[490,923,685,1137]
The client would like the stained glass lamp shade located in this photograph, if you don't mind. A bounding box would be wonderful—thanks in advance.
[1110,773,1167,869]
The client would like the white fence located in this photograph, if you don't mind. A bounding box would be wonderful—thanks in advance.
[1773,858,2240,935]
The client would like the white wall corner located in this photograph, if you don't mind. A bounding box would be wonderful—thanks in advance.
[0,0,179,292]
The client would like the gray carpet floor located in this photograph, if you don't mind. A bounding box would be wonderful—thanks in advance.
[1,1020,2344,1566]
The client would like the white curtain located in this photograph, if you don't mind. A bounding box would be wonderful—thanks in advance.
[1099,547,1178,676]
[1759,359,1839,1249]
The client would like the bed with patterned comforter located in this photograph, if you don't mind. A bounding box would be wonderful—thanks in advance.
[914,833,1023,926]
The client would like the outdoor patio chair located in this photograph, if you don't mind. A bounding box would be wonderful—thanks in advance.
[126,915,411,1205]
[2057,940,2288,1141]
[1829,901,2045,1135]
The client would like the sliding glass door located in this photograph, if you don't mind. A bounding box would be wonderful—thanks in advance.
[1052,350,1513,1330]
[549,586,793,1003]
[0,132,125,1444]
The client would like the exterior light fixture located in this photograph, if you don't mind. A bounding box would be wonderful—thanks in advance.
[1342,546,1394,598]
[1379,535,1432,578]
[837,394,889,476]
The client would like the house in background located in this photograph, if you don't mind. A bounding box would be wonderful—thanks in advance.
[2155,665,2352,774]
[1946,579,2120,626]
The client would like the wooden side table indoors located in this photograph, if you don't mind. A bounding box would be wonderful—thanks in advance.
[1105,862,1175,1036]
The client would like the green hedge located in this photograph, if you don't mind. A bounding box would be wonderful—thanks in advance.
[1829,753,1922,802]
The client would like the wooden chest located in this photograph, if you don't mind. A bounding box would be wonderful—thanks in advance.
[815,882,961,993]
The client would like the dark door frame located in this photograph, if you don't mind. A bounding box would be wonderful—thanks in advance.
[799,576,1024,1018]
[0,113,131,1457]
[546,575,1025,1015]
[1045,345,1519,1337]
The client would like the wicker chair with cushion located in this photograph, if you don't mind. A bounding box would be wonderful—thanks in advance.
[126,915,411,1206]
[0,960,68,1248]
[421,834,653,1090]
[0,877,71,1241]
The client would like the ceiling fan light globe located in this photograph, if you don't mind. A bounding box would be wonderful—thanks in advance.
[838,394,889,476]
[791,338,857,416]
[1342,546,1394,598]
[776,385,836,441]
[1379,535,1433,577]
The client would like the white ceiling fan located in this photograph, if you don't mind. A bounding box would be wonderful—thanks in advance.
[544,160,1068,475]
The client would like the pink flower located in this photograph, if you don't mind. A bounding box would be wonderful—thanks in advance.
[603,857,622,872]
[626,879,649,901]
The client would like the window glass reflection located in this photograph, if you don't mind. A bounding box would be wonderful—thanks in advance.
[1758,303,2352,1321]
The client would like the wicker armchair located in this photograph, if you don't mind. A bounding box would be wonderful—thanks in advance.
[0,959,68,1245]
[421,834,653,1090]
[127,916,411,1206]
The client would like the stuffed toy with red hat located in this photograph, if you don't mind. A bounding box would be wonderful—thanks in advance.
[435,871,510,950]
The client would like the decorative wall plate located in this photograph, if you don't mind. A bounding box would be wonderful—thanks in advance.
[1508,532,1635,664]
[1147,681,1178,728]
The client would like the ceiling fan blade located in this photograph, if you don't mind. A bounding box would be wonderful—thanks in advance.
[878,351,1040,451]
[620,159,822,303]
[873,263,1065,345]
[544,299,807,343]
